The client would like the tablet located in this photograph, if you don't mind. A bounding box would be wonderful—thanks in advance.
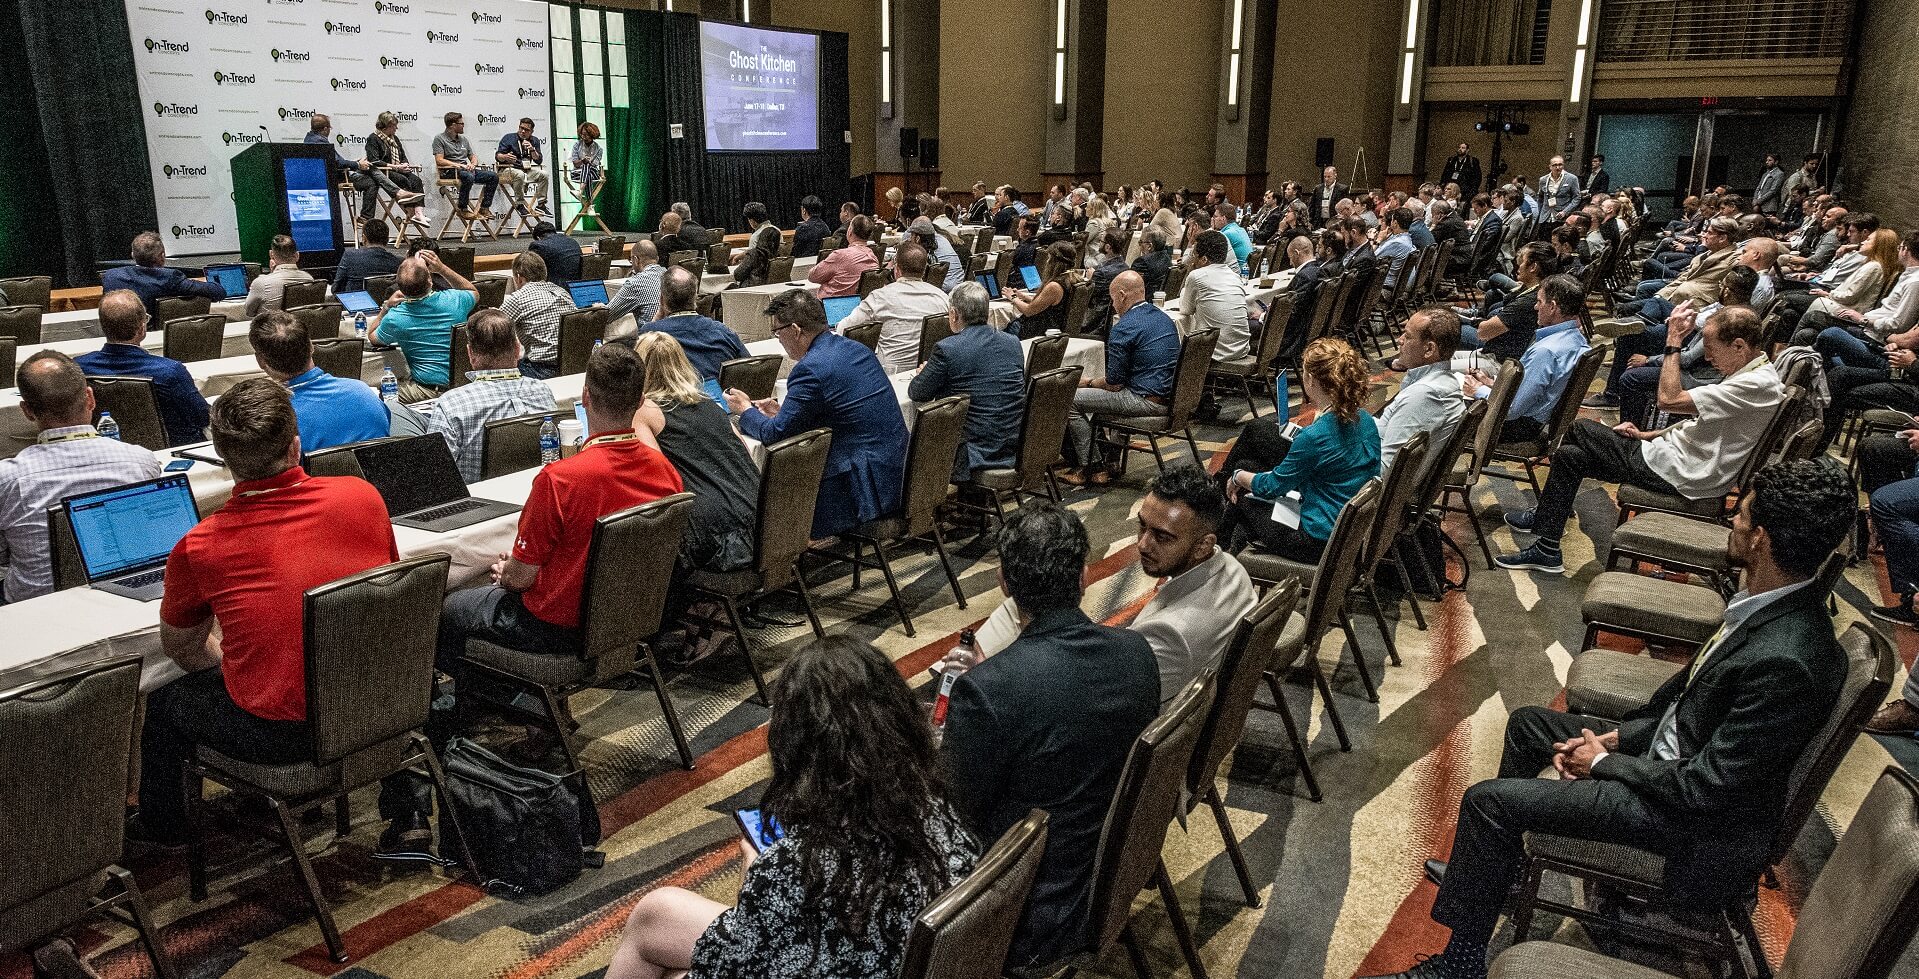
[337,290,380,315]
[1017,265,1041,290]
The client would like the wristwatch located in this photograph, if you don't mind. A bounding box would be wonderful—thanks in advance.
[1664,346,1683,356]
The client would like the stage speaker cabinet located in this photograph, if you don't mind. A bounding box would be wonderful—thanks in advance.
[900,127,919,159]
[1315,138,1335,169]
[919,138,939,170]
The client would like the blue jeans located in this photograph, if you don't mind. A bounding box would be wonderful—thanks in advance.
[1632,278,1668,300]
[518,357,560,379]
[1874,475,1919,597]
[1459,324,1482,350]
[452,167,499,209]
[1813,326,1885,371]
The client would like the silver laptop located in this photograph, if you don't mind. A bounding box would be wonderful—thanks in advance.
[63,475,202,601]
[352,435,520,531]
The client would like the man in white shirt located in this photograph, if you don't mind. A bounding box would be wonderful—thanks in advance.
[607,239,664,328]
[838,241,951,374]
[1499,305,1781,574]
[1182,229,1252,362]
[421,309,558,482]
[243,235,317,317]
[0,352,162,603]
[497,251,577,378]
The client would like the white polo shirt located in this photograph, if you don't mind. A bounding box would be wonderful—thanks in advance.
[1639,356,1783,499]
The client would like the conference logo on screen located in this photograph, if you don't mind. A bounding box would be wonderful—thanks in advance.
[372,1,410,14]
[429,83,465,96]
[514,37,545,50]
[142,37,190,55]
[170,224,217,241]
[378,55,415,69]
[471,11,503,24]
[203,9,248,25]
[153,102,199,118]
[161,164,210,180]
[473,62,506,75]
[212,70,257,86]
[425,29,458,43]
[517,86,546,100]
[221,130,266,145]
[323,21,362,34]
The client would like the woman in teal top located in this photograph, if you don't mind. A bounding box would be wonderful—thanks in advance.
[1221,337,1382,562]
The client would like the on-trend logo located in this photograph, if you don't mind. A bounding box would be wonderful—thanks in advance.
[372,0,411,13]
[323,20,362,34]
[516,86,546,99]
[142,37,190,54]
[161,164,210,179]
[171,224,217,240]
[330,77,369,90]
[153,102,198,117]
[514,37,545,50]
[271,48,313,62]
[425,29,458,43]
[476,112,508,126]
[378,55,416,69]
[277,106,318,121]
[221,131,266,145]
[393,110,420,123]
[473,62,505,75]
[203,9,248,25]
[212,70,256,85]
[429,83,465,96]
[471,11,503,23]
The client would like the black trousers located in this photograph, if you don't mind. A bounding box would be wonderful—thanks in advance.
[139,668,313,839]
[1497,415,1544,447]
[1860,432,1919,497]
[1215,420,1330,562]
[1821,369,1919,451]
[1532,419,1679,543]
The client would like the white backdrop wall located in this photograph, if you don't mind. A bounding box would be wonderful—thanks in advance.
[126,0,554,256]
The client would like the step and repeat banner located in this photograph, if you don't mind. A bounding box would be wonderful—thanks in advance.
[126,0,554,256]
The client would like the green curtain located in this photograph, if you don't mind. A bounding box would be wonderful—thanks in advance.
[598,12,668,232]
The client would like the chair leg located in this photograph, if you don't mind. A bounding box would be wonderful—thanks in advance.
[1340,612,1380,703]
[790,564,827,638]
[107,866,180,979]
[1509,855,1546,943]
[1362,579,1402,667]
[1392,539,1429,631]
[272,798,348,963]
[1260,671,1324,802]
[869,538,916,637]
[182,768,210,902]
[1154,862,1211,979]
[414,734,481,876]
[1305,654,1352,751]
[1463,489,1496,569]
[848,539,863,590]
[1241,378,1259,418]
[928,524,967,608]
[1204,785,1263,907]
[1147,434,1166,471]
[1118,925,1152,979]
[535,684,597,811]
[335,795,351,838]
[1184,428,1203,467]
[1523,459,1543,499]
[721,595,771,706]
[640,642,696,769]
[1729,906,1773,979]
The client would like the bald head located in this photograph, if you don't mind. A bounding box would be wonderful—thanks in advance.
[633,238,660,267]
[1111,270,1146,315]
[397,257,431,298]
[17,351,93,427]
[98,289,149,342]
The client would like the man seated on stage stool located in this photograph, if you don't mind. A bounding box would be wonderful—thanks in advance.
[838,241,950,374]
[607,239,665,328]
[498,251,577,379]
[100,231,226,329]
[624,266,746,382]
[369,252,479,399]
[243,234,316,318]
[309,112,420,226]
[0,352,161,604]
[77,289,210,446]
[1363,459,1855,979]
[432,111,498,221]
[807,214,881,299]
[414,309,557,483]
[333,219,404,295]
[494,117,551,221]
[1062,271,1180,486]
[129,379,411,851]
[248,310,388,451]
[908,281,1025,483]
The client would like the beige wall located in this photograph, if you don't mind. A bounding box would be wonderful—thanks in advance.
[1264,0,1398,190]
[1841,0,1919,231]
[764,0,877,177]
[937,0,1051,193]
[1420,103,1562,192]
[1099,0,1219,189]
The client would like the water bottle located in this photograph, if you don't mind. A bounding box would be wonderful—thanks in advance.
[539,415,561,464]
[354,312,368,339]
[98,412,120,441]
[593,337,605,350]
[931,629,977,736]
[379,367,398,401]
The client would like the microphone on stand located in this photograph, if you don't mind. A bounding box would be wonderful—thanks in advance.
[259,125,272,142]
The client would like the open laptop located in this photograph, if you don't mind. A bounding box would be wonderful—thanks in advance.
[337,290,380,316]
[62,475,201,602]
[975,272,1001,300]
[351,435,521,531]
[204,263,248,299]
[1016,265,1042,291]
[566,279,609,306]
[822,295,862,328]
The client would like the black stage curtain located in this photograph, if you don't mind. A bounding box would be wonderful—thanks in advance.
[1,1,158,287]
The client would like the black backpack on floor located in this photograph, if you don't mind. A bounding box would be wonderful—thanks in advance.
[439,737,603,896]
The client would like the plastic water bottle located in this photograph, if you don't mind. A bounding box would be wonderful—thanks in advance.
[379,367,398,401]
[354,312,368,339]
[593,337,604,350]
[931,629,977,737]
[98,412,120,441]
[539,415,561,464]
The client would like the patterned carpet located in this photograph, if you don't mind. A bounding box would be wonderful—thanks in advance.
[9,322,1917,979]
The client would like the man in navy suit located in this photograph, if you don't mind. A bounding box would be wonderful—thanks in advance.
[726,288,907,539]
[625,265,747,381]
[100,231,226,328]
[75,290,210,445]
[909,281,1025,481]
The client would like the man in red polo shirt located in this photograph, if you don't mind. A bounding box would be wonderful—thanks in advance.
[133,379,401,848]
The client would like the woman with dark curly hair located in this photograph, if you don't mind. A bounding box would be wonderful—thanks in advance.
[605,636,979,979]
[1219,337,1382,561]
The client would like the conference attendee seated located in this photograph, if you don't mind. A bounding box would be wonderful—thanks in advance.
[807,214,881,298]
[1062,271,1180,485]
[1772,216,1884,339]
[1210,203,1254,274]
[419,309,558,482]
[248,311,388,451]
[1616,216,1738,327]
[0,352,162,604]
[653,211,700,260]
[333,219,404,295]
[77,289,210,446]
[529,221,584,285]
[606,637,979,979]
[1615,266,1759,425]
[629,266,747,381]
[1429,200,1469,255]
[1458,242,1556,361]
[731,201,782,287]
[130,378,405,849]
[839,241,951,374]
[1183,229,1253,366]
[369,251,479,398]
[1365,459,1855,979]
[608,239,666,328]
[1219,338,1382,562]
[243,234,317,318]
[905,218,965,292]
[1454,192,1503,277]
[1817,327,1918,454]
[101,231,226,327]
[1376,207,1418,290]
[1006,242,1080,339]
[499,251,577,379]
[792,195,831,258]
[431,111,499,219]
[1279,231,1351,362]
[908,282,1024,482]
[1375,306,1469,469]
[1131,228,1173,298]
[992,185,1026,238]
[940,503,1159,971]
[1461,274,1589,445]
[672,202,711,251]
[1855,426,1919,638]
[963,181,992,225]
[1798,228,1919,354]
[1498,305,1783,574]
[493,117,551,219]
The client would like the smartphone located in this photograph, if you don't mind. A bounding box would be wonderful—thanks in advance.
[164,459,195,472]
[734,808,785,853]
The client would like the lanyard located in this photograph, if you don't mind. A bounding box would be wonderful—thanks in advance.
[583,431,642,450]
[467,369,522,383]
[238,478,308,498]
[40,430,101,445]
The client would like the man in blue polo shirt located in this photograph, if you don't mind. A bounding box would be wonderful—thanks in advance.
[1461,274,1590,447]
[248,310,387,451]
[370,251,478,398]
[1063,271,1180,486]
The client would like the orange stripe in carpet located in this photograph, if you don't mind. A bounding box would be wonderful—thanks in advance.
[498,844,739,979]
[286,879,489,974]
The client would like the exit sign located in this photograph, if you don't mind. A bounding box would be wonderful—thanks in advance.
[1700,97,1719,107]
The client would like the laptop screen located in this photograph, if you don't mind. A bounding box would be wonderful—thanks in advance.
[1017,265,1041,290]
[822,295,862,327]
[204,264,248,299]
[975,272,1001,300]
[337,290,380,315]
[567,279,609,306]
[351,435,471,518]
[65,475,200,582]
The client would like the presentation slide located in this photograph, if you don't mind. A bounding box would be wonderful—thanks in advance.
[699,22,819,152]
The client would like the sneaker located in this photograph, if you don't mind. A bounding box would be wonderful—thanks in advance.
[1581,392,1621,409]
[1503,509,1537,532]
[1869,599,1918,630]
[374,814,437,863]
[1495,543,1564,574]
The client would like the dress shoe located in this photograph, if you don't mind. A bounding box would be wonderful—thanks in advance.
[374,813,437,863]
[1866,699,1919,735]
[123,813,188,853]
[31,939,101,979]
[1424,858,1447,885]
[1356,951,1484,979]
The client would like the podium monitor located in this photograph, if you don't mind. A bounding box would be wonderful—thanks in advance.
[229,142,346,269]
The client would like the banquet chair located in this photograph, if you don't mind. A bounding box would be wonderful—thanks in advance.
[972,227,995,256]
[697,291,721,319]
[845,319,883,352]
[1023,332,1067,383]
[1439,359,1525,568]
[0,275,52,310]
[917,313,950,366]
[365,274,398,299]
[580,254,613,282]
[312,338,365,381]
[160,314,225,364]
[965,366,1081,529]
[0,305,42,344]
[1207,292,1295,417]
[767,255,795,284]
[1612,386,1807,527]
[1062,280,1093,336]
[474,276,508,309]
[1396,399,1487,628]
[0,337,14,388]
[289,302,345,340]
[559,308,609,375]
[85,376,167,450]
[706,241,730,272]
[444,324,473,389]
[0,653,177,979]
[667,249,701,269]
[596,235,627,260]
[154,296,211,324]
[718,354,782,401]
[859,267,890,299]
[184,555,471,964]
[282,279,329,309]
[436,245,476,281]
[924,261,950,288]
[562,170,609,234]
[898,810,1049,979]
[830,395,972,632]
[1488,344,1608,496]
[994,249,1015,289]
[463,495,701,776]
[480,412,549,479]
[303,442,367,478]
[1240,476,1386,703]
[1101,326,1219,473]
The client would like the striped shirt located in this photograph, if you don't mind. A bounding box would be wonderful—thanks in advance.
[499,281,577,368]
[0,425,163,601]
[425,370,558,482]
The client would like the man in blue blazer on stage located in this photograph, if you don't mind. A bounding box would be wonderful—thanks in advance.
[726,288,908,540]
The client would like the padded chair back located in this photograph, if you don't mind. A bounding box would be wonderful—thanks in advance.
[559,307,609,375]
[869,240,887,269]
[0,306,42,344]
[1303,273,1348,345]
[1162,327,1220,430]
[0,275,52,310]
[1162,263,1188,299]
[1346,264,1391,332]
[0,337,14,388]
[918,313,951,366]
[1025,332,1067,381]
[480,412,549,479]
[1419,399,1486,514]
[1775,417,1824,463]
[1246,249,1266,280]
[161,313,225,364]
[768,256,795,284]
[596,235,627,259]
[898,810,1051,979]
[1012,365,1083,492]
[1253,293,1296,366]
[1299,479,1383,642]
[994,249,1015,289]
[1188,580,1301,796]
[1540,345,1608,450]
[1770,623,1894,868]
[303,555,451,765]
[677,256,707,280]
[86,376,168,450]
[437,245,476,280]
[288,303,343,341]
[668,249,700,268]
[719,354,782,401]
[844,318,883,352]
[697,291,721,319]
[899,396,970,536]
[580,254,613,281]
[1084,670,1216,951]
[1463,360,1525,483]
[925,261,950,288]
[0,653,142,948]
[706,241,730,271]
[1428,240,1456,298]
[821,235,844,254]
[365,273,398,298]
[974,227,996,255]
[474,276,508,309]
[579,494,697,681]
[754,428,834,589]
[282,279,328,309]
[1367,431,1430,568]
[44,507,85,593]
[1063,280,1093,336]
[303,441,368,478]
[312,337,365,380]
[449,323,473,388]
[859,267,890,299]
[1779,767,1919,979]
[1736,385,1807,494]
[154,295,211,323]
